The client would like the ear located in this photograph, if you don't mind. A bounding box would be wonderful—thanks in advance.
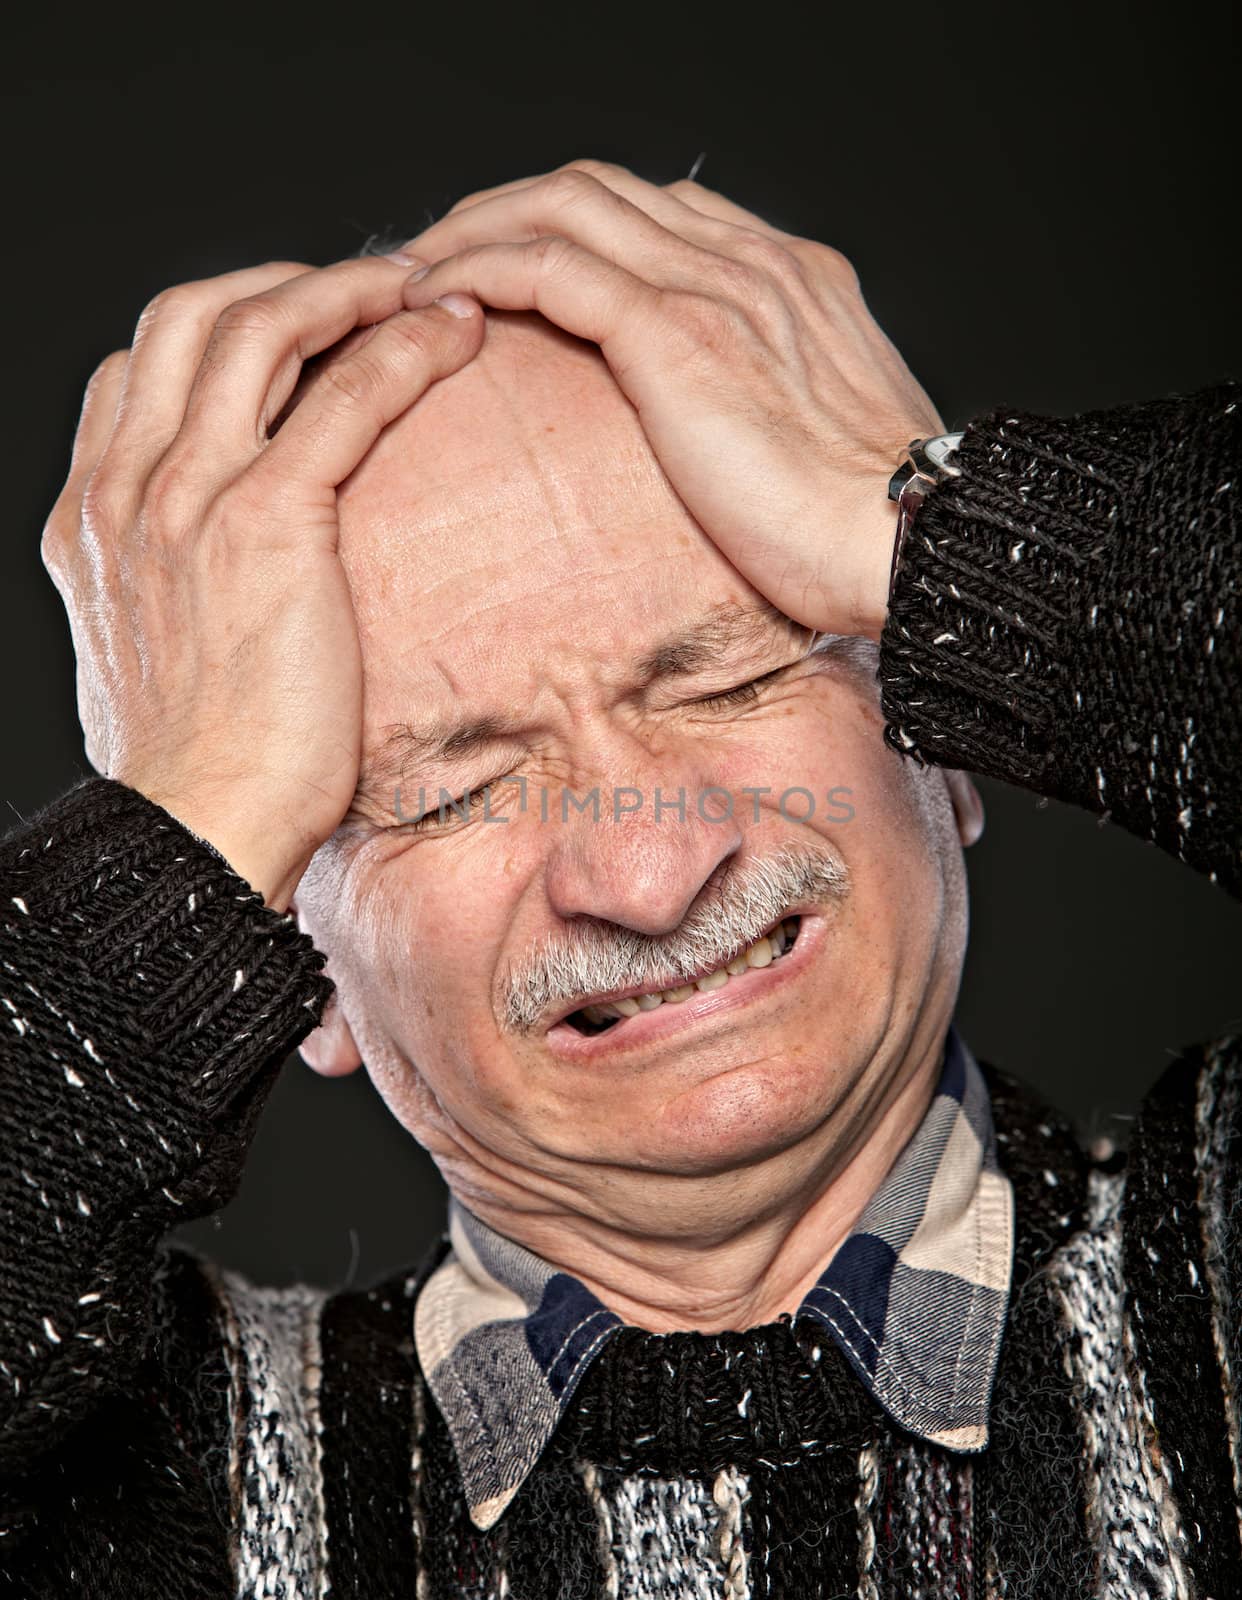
[297,989,364,1077]
[944,770,986,849]
[291,891,364,1077]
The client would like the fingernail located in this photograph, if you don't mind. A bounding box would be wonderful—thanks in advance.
[384,247,425,267]
[435,293,476,319]
[406,264,431,282]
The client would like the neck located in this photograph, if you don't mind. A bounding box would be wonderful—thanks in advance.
[452,1031,944,1335]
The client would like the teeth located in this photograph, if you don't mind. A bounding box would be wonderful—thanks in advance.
[580,919,800,1025]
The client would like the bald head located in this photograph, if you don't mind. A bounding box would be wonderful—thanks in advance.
[337,310,683,613]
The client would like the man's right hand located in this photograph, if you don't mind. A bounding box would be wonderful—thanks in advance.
[40,259,484,911]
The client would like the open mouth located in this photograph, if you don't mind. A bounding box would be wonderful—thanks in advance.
[561,915,803,1037]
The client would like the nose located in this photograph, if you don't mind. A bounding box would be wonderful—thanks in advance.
[542,746,746,937]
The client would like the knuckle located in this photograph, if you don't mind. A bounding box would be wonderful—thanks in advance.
[213,294,291,343]
[333,306,455,393]
[734,228,799,276]
[814,242,860,290]
[142,454,199,531]
[668,289,736,344]
[321,357,382,409]
[562,157,629,184]
[90,349,129,387]
[39,510,71,574]
[541,168,600,209]
[383,315,438,360]
[709,251,762,302]
[532,233,577,275]
[79,463,124,529]
[137,282,203,331]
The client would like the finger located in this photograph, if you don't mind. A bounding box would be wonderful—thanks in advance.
[175,255,434,471]
[401,169,723,297]
[432,159,646,219]
[400,240,665,378]
[414,161,740,264]
[255,296,486,493]
[414,166,824,340]
[437,161,746,241]
[659,178,794,240]
[110,261,315,462]
[440,169,560,213]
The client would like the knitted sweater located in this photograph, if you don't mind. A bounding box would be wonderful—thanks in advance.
[0,385,1238,1598]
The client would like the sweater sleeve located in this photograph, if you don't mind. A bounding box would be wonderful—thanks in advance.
[0,773,334,1507]
[878,383,1241,897]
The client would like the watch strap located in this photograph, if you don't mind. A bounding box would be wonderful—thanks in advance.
[887,432,965,600]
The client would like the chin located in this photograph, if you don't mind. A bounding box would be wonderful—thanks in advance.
[612,1046,854,1178]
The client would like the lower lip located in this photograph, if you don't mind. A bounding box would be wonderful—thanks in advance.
[544,914,829,1062]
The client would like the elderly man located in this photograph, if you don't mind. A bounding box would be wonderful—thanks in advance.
[1,163,1238,1598]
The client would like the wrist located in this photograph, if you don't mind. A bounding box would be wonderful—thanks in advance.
[134,786,317,912]
[215,844,314,915]
[845,488,904,643]
[884,432,967,622]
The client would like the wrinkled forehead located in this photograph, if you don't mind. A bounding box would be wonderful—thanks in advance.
[334,311,748,682]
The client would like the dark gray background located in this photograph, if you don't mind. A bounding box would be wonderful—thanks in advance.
[3,3,1238,1288]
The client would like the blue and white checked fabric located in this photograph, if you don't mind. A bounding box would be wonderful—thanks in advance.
[414,1025,1014,1529]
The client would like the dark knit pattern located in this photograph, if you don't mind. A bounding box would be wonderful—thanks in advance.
[969,1068,1097,1598]
[563,1317,875,1476]
[880,383,1240,893]
[317,1268,424,1598]
[0,787,330,1594]
[0,384,1238,1595]
[0,778,331,1525]
[1122,1040,1242,1598]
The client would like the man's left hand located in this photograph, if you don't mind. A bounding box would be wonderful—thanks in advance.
[400,160,942,641]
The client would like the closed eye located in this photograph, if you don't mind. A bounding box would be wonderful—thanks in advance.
[398,782,495,831]
[694,666,788,711]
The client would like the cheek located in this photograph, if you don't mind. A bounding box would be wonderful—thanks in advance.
[734,688,931,873]
[320,846,436,1030]
[848,767,968,1035]
[846,767,950,931]
[782,694,956,979]
[334,839,538,1118]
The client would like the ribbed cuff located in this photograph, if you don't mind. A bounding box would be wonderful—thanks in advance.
[2,774,334,1120]
[877,407,1118,788]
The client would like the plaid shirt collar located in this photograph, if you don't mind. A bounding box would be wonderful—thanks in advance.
[414,1025,1014,1530]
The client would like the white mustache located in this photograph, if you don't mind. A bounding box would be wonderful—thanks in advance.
[501,844,849,1033]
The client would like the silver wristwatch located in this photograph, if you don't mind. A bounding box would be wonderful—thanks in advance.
[887,432,965,596]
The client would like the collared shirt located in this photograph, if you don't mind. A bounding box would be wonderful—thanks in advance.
[414,1025,1015,1530]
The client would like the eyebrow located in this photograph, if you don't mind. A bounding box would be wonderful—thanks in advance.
[355,599,806,800]
[633,598,803,680]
